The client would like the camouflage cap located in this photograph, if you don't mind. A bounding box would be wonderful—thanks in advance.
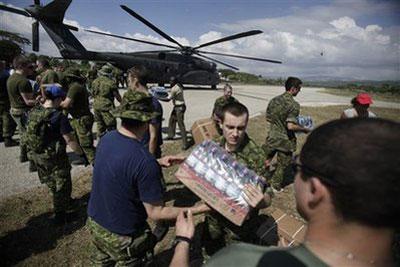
[112,91,158,122]
[64,68,84,79]
[98,65,113,76]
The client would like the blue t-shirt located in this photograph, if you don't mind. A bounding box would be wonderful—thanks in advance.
[141,97,163,157]
[88,130,164,235]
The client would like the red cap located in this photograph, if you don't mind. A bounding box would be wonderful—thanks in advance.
[356,93,373,105]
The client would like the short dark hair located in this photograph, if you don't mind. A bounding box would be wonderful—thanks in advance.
[127,65,148,85]
[221,102,249,123]
[13,55,31,69]
[121,118,147,129]
[300,118,400,228]
[285,77,302,91]
[37,57,50,68]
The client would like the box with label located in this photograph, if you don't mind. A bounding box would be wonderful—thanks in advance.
[175,140,267,226]
[270,209,307,246]
[191,118,219,144]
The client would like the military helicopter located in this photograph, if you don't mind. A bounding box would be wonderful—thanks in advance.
[0,0,282,88]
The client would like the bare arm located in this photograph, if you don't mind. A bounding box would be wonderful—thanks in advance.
[287,122,310,133]
[148,123,159,156]
[62,132,83,155]
[60,97,72,109]
[143,201,210,221]
[20,92,36,106]
[169,211,194,267]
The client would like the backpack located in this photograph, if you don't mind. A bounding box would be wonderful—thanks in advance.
[25,106,60,154]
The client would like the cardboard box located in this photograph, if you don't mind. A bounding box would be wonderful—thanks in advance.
[270,209,307,246]
[191,118,219,144]
[175,163,249,226]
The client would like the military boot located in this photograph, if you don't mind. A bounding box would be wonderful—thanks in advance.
[4,137,18,147]
[29,161,37,172]
[19,146,28,163]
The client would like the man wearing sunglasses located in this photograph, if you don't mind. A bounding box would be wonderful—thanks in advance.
[263,76,310,192]
[171,118,400,267]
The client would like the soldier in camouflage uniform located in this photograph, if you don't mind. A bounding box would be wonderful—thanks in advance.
[86,64,98,94]
[0,60,17,146]
[87,90,209,266]
[204,102,273,256]
[92,65,122,137]
[263,77,310,191]
[7,56,37,164]
[26,85,84,225]
[36,58,59,95]
[212,83,239,134]
[60,68,96,164]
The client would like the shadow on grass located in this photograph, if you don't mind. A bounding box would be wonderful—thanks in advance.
[0,193,90,267]
[164,186,200,207]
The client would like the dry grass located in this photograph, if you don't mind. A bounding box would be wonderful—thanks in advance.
[320,88,400,103]
[1,105,399,266]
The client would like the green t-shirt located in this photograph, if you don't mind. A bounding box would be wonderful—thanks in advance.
[40,69,59,85]
[205,243,328,267]
[67,82,91,118]
[265,92,300,153]
[6,73,33,109]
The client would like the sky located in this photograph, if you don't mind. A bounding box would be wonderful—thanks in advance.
[1,0,399,81]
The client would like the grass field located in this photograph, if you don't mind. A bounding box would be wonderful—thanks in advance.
[321,88,400,103]
[1,105,399,266]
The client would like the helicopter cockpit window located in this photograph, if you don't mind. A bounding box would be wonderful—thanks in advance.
[158,52,166,60]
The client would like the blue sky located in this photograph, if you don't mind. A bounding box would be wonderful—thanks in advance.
[1,0,400,80]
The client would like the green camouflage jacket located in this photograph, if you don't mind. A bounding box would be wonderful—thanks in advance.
[212,96,238,119]
[92,76,118,111]
[265,92,299,153]
[216,134,268,181]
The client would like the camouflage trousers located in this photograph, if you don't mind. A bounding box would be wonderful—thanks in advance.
[203,212,273,256]
[263,145,294,190]
[71,114,96,163]
[94,109,116,138]
[0,104,16,138]
[87,217,156,267]
[10,108,29,158]
[167,105,187,148]
[34,155,73,213]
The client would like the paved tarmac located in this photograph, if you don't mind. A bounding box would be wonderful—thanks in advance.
[1,84,398,199]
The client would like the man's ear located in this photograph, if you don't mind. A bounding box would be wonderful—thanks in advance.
[308,177,329,209]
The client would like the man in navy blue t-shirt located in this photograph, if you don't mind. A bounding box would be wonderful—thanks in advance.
[87,90,209,266]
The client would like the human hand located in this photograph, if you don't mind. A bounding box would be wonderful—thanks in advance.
[242,184,265,208]
[175,210,195,240]
[191,202,211,214]
[158,155,185,167]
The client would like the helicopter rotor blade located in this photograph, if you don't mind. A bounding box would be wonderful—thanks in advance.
[120,5,184,49]
[131,49,178,55]
[32,21,39,52]
[193,52,239,70]
[0,5,31,17]
[198,50,282,64]
[193,30,262,50]
[85,29,179,49]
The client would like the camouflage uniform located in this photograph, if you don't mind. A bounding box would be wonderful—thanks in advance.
[92,67,119,137]
[25,106,73,214]
[65,73,96,163]
[7,72,33,161]
[87,218,156,266]
[263,92,299,190]
[0,69,15,140]
[212,96,239,134]
[204,134,271,255]
[87,68,97,93]
[40,68,59,85]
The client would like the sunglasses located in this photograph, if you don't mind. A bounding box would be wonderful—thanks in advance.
[291,156,342,187]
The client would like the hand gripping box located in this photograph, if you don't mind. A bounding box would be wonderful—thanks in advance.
[175,140,267,226]
[191,118,219,144]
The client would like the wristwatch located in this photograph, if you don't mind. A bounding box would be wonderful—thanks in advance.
[173,235,192,247]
